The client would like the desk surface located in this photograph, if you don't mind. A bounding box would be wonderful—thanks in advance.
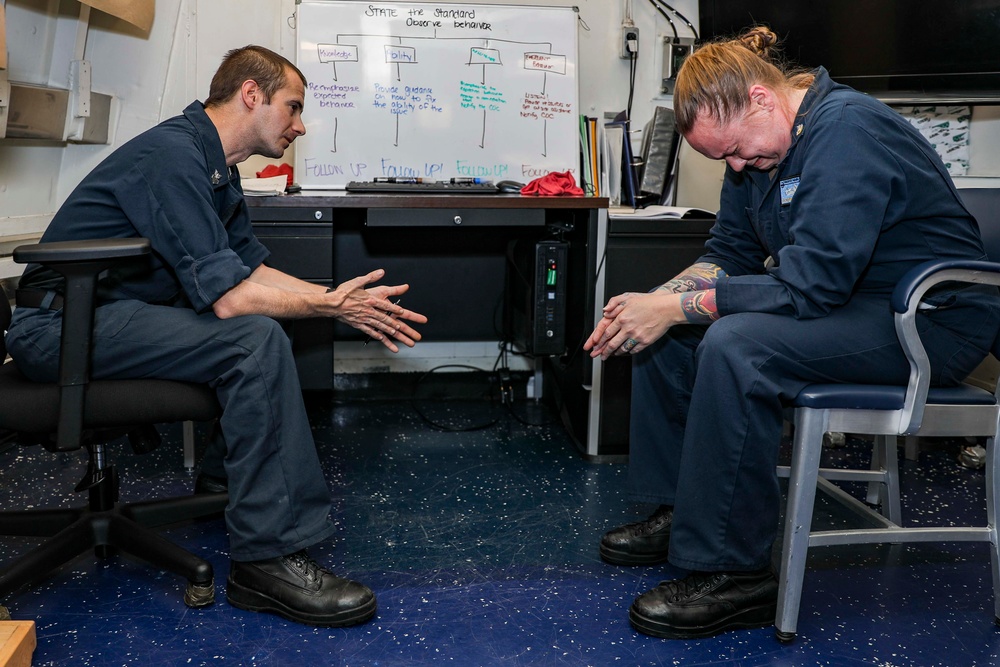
[246,191,609,211]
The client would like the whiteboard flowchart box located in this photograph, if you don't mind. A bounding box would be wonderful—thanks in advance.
[317,43,358,63]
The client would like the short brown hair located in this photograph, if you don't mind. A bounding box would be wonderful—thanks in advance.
[205,45,307,108]
[674,26,813,135]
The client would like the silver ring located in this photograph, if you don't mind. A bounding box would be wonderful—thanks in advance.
[622,338,638,353]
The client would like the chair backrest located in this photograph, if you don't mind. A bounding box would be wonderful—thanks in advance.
[958,188,1000,261]
[0,293,10,361]
[958,188,1000,361]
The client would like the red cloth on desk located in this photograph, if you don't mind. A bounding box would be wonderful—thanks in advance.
[256,163,294,188]
[520,171,584,196]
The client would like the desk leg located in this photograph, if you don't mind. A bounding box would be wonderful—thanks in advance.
[585,208,609,459]
[532,357,544,401]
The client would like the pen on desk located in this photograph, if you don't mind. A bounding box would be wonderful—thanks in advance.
[363,298,402,346]
[451,177,491,184]
[373,177,424,183]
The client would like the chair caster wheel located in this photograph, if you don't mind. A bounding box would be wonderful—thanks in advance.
[775,629,796,643]
[184,581,215,608]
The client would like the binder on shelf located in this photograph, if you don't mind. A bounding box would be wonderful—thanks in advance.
[589,117,600,196]
[579,115,594,196]
[603,122,624,206]
[639,107,680,204]
[605,119,641,208]
[579,115,604,197]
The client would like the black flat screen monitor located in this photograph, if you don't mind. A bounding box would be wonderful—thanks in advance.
[698,0,1000,102]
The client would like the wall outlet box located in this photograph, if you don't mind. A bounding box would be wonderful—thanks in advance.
[621,26,639,59]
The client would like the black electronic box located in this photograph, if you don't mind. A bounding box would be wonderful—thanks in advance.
[508,240,569,356]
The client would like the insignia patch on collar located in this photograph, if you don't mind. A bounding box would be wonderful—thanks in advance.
[780,176,800,206]
[211,169,222,185]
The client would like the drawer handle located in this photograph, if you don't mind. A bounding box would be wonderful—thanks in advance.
[453,215,463,225]
[314,210,323,220]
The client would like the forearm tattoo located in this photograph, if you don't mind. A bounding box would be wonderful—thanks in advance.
[680,290,720,323]
[655,262,727,294]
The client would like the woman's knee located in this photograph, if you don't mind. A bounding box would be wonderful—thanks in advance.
[696,314,774,369]
[700,315,754,350]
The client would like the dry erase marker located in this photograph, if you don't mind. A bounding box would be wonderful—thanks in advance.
[363,298,402,346]
[451,177,491,184]
[373,177,423,183]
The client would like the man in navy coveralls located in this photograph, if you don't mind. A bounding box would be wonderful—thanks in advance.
[6,45,426,627]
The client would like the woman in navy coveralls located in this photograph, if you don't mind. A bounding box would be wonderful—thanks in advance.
[586,27,1000,639]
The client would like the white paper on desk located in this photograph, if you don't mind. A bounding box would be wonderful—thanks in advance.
[610,205,716,219]
[241,175,287,196]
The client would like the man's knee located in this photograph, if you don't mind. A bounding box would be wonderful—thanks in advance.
[224,315,294,359]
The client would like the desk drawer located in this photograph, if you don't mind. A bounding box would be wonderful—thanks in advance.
[366,208,544,227]
[249,207,333,223]
[253,223,333,279]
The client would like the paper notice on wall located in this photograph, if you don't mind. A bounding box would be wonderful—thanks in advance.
[1,3,8,70]
[896,106,971,177]
[80,0,154,32]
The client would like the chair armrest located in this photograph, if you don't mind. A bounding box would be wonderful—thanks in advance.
[891,259,1000,314]
[891,259,1000,434]
[12,238,150,265]
[12,237,152,452]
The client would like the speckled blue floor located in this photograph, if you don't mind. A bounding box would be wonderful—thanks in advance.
[2,387,1000,666]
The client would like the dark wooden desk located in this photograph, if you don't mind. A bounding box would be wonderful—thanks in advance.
[245,191,606,344]
[245,191,605,421]
[246,192,713,460]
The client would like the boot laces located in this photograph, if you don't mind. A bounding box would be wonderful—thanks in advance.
[285,551,325,583]
[661,572,726,603]
[634,507,671,535]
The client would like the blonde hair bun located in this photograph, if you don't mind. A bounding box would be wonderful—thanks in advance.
[738,26,779,61]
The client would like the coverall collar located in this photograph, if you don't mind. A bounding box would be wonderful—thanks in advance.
[182,101,233,189]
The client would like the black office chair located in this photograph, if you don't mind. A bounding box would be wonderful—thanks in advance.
[774,188,1000,641]
[0,238,226,612]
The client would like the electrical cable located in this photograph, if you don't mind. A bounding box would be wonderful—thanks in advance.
[651,0,699,40]
[410,364,501,432]
[645,0,678,41]
[490,341,556,428]
[552,247,606,372]
[627,47,637,121]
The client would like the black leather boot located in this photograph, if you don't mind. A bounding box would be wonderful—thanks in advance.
[629,568,778,639]
[599,505,673,565]
[227,550,376,627]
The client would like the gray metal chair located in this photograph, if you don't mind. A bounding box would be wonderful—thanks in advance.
[775,188,1000,642]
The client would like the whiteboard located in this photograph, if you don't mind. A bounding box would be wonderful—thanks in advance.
[294,1,579,189]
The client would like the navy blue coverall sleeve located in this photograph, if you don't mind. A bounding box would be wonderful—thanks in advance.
[112,141,262,314]
[698,82,985,322]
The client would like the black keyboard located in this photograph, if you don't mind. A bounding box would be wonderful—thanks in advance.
[346,181,499,194]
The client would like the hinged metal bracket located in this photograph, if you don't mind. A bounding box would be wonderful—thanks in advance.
[70,59,92,118]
